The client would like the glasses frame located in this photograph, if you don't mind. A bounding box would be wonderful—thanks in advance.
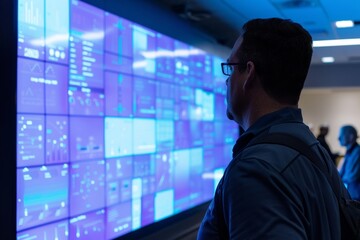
[221,62,242,76]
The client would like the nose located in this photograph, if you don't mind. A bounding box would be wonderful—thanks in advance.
[226,77,229,86]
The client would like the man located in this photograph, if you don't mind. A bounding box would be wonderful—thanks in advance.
[338,125,360,200]
[317,125,338,164]
[198,18,349,239]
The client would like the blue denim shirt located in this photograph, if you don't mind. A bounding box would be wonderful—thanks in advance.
[340,144,360,200]
[198,107,347,240]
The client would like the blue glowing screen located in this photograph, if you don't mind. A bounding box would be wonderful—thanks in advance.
[16,0,238,239]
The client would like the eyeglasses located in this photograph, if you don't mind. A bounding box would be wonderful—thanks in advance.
[221,62,241,76]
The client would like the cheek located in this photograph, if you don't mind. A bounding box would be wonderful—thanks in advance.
[226,78,235,106]
[227,77,243,112]
[225,78,231,101]
[230,78,241,100]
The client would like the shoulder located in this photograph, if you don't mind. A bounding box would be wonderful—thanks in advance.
[222,125,325,199]
[223,147,302,205]
[240,143,300,172]
[354,145,360,154]
[347,145,360,159]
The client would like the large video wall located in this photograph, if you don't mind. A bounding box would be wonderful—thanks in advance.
[16,0,238,239]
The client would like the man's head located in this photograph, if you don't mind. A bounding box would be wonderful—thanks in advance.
[338,125,358,149]
[319,125,329,136]
[225,18,313,125]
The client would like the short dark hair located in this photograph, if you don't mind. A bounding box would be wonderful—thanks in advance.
[341,125,358,139]
[237,18,313,105]
[319,125,329,134]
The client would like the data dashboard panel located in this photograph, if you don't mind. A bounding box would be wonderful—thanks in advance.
[16,0,238,239]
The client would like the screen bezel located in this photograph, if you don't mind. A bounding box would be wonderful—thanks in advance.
[0,0,17,239]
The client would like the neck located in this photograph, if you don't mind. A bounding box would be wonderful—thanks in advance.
[239,92,297,131]
[346,142,357,151]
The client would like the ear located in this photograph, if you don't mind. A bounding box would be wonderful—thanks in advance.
[349,133,356,142]
[242,61,256,90]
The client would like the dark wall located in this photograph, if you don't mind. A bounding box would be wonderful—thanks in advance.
[0,0,17,239]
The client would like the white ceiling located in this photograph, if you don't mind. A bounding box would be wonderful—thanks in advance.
[153,0,360,65]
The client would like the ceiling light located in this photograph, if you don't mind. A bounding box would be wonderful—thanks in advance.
[313,38,360,47]
[321,57,335,63]
[335,20,354,28]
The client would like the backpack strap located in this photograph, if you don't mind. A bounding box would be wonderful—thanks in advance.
[249,133,360,239]
[247,132,343,201]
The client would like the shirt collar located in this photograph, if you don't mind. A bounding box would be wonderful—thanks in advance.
[232,107,303,157]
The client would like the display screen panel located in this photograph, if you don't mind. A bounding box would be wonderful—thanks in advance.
[16,0,238,239]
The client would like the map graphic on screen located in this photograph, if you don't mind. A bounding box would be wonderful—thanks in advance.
[16,0,239,239]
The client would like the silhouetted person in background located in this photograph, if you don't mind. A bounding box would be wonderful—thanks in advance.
[197,18,349,240]
[317,125,338,164]
[338,125,360,200]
